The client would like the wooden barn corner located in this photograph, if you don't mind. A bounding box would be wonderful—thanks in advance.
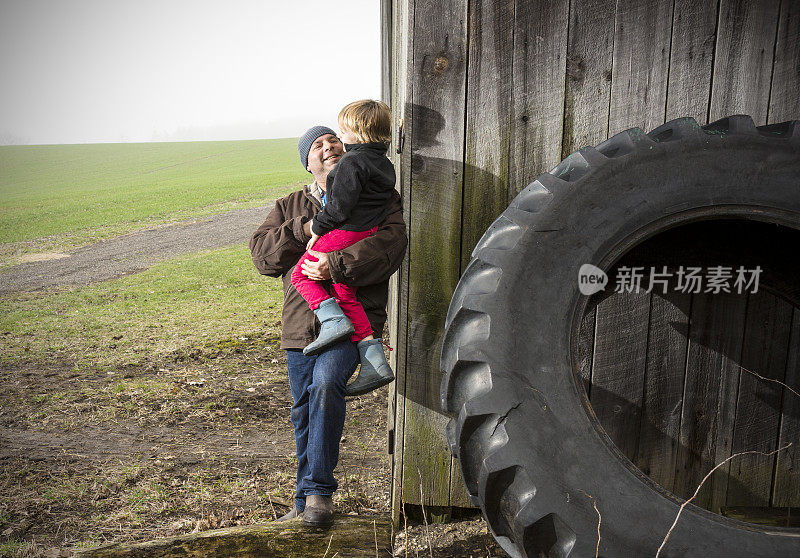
[382,0,800,529]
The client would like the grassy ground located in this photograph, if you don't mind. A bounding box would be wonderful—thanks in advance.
[0,139,395,557]
[0,242,394,556]
[0,139,307,265]
[0,244,281,368]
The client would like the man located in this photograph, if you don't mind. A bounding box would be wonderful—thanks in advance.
[249,125,407,526]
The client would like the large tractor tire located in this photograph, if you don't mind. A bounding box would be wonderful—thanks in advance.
[440,115,800,557]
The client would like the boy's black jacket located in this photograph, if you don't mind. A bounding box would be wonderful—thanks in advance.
[311,143,396,236]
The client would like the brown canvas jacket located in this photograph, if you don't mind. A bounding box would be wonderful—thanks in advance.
[249,185,407,349]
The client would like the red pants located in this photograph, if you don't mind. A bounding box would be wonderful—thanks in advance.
[290,227,378,342]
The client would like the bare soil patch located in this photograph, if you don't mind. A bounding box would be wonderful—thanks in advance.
[0,204,274,293]
[393,519,508,557]
[0,349,390,555]
[13,254,70,265]
[0,351,506,557]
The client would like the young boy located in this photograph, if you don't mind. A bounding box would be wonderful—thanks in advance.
[290,100,396,396]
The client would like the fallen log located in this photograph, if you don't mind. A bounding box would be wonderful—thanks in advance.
[75,514,392,557]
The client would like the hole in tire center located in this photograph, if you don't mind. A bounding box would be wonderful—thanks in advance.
[575,218,800,528]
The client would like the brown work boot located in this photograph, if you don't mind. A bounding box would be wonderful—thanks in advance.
[302,494,334,527]
[276,506,301,522]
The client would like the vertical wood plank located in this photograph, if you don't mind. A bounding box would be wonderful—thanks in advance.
[390,0,413,526]
[561,0,616,156]
[508,0,570,199]
[773,307,800,507]
[768,0,800,123]
[634,290,692,493]
[726,291,793,507]
[664,0,719,122]
[381,0,393,105]
[400,0,468,508]
[710,0,781,124]
[674,293,746,511]
[446,0,517,510]
[384,0,398,507]
[461,0,515,270]
[608,0,674,135]
[590,291,651,462]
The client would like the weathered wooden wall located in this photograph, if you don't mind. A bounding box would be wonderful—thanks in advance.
[386,0,800,516]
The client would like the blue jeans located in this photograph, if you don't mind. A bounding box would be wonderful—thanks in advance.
[286,340,359,512]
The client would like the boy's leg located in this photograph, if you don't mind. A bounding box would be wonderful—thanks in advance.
[290,251,334,310]
[337,280,393,396]
[302,340,359,498]
[310,228,376,253]
[299,228,378,357]
[285,349,316,513]
[297,227,379,315]
[346,338,395,396]
[331,282,373,342]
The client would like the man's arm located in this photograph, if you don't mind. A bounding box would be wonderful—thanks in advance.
[249,197,309,277]
[326,190,407,287]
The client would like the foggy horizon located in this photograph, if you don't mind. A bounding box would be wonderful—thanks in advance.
[0,0,381,146]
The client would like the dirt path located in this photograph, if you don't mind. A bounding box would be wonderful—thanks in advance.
[0,203,274,293]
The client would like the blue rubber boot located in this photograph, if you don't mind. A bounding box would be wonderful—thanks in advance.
[303,298,355,356]
[346,339,395,396]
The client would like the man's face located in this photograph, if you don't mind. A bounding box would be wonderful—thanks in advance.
[306,134,343,180]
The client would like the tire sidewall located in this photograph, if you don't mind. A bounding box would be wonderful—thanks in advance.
[464,130,800,556]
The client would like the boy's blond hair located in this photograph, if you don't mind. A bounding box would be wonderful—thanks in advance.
[338,100,392,144]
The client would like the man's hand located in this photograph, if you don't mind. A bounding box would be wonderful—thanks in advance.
[301,249,331,281]
[302,220,313,238]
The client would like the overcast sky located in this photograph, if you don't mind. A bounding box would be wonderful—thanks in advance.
[0,0,381,145]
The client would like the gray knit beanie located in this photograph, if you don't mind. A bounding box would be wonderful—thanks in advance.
[298,125,337,172]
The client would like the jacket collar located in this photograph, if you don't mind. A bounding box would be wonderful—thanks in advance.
[302,183,323,210]
[343,142,389,155]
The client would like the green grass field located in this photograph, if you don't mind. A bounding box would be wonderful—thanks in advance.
[0,244,284,368]
[0,138,304,368]
[0,142,392,556]
[0,138,308,259]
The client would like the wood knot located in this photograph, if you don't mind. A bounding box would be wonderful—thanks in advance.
[433,56,449,75]
[566,55,585,81]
